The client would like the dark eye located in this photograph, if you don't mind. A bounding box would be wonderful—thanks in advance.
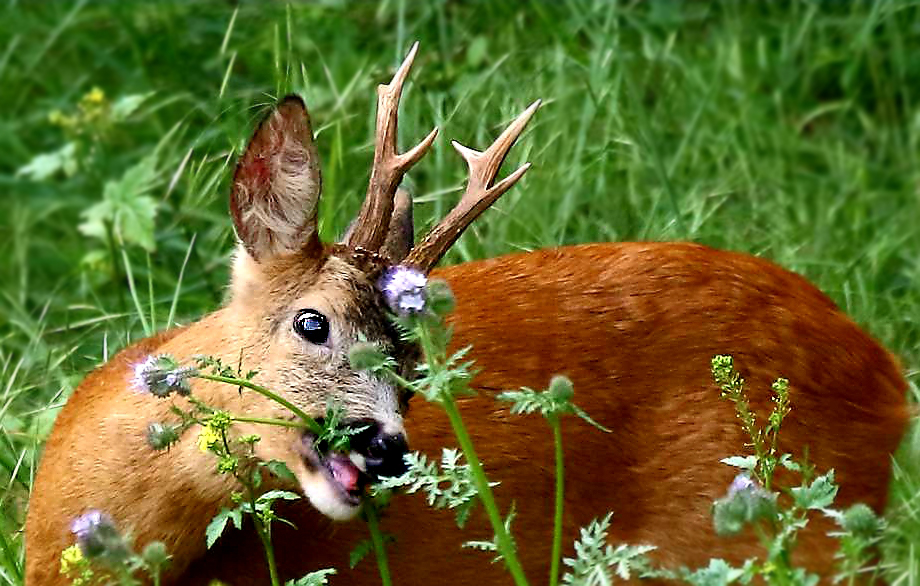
[293,309,329,345]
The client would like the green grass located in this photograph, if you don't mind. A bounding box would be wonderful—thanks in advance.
[1,1,919,584]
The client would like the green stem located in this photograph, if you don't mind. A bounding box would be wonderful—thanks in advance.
[365,501,393,586]
[245,480,280,586]
[549,418,564,586]
[254,511,280,586]
[440,395,530,586]
[232,415,308,429]
[196,373,322,434]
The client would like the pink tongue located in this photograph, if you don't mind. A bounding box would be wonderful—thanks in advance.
[327,455,361,492]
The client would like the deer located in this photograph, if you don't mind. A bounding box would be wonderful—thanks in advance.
[26,44,909,585]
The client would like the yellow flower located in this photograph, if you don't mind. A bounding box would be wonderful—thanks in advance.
[85,87,105,104]
[59,544,83,574]
[60,544,94,585]
[197,424,222,453]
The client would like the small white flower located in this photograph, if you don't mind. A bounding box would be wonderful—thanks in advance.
[378,266,428,315]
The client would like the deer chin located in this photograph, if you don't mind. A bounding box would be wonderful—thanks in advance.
[296,435,368,521]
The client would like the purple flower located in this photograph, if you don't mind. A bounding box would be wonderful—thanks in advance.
[132,354,195,397]
[378,266,427,315]
[70,510,128,561]
[727,473,757,496]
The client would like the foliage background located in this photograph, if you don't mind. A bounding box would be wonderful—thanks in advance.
[1,1,919,583]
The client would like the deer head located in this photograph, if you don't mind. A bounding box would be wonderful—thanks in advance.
[225,43,539,520]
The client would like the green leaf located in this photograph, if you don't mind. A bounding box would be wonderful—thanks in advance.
[562,513,657,585]
[466,36,488,68]
[348,538,373,569]
[791,470,838,510]
[111,92,154,121]
[206,507,243,548]
[720,456,757,471]
[79,154,159,251]
[285,568,336,586]
[256,490,302,505]
[264,460,298,484]
[682,559,747,586]
[17,142,78,180]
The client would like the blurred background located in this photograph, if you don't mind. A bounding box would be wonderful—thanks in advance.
[1,1,919,583]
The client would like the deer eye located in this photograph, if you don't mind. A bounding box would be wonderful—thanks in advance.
[293,309,329,345]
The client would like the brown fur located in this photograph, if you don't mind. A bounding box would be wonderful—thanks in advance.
[27,242,908,585]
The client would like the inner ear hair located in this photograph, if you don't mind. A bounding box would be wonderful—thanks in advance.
[230,95,324,263]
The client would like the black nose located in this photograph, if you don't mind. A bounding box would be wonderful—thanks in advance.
[349,421,409,480]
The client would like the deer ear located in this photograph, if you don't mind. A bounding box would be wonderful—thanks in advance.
[231,95,323,262]
[380,188,414,262]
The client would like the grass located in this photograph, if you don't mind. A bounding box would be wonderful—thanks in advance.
[1,0,919,583]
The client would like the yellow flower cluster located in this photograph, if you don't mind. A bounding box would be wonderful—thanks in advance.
[197,423,222,454]
[59,544,94,585]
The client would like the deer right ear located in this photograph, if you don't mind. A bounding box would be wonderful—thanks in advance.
[231,95,323,263]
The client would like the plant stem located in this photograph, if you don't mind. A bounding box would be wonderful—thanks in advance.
[232,415,307,429]
[549,417,564,586]
[246,483,280,586]
[196,373,322,434]
[364,501,393,586]
[440,394,530,586]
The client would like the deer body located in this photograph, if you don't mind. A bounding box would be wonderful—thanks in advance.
[26,46,908,585]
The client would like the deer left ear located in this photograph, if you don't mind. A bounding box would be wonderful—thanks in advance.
[231,95,323,263]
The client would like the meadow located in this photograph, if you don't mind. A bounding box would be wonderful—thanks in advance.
[1,1,919,583]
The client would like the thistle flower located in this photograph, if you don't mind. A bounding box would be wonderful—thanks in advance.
[727,473,757,496]
[132,354,196,397]
[70,510,129,563]
[378,266,427,315]
[713,474,777,536]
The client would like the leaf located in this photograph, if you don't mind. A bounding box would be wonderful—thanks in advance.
[720,456,757,471]
[264,460,298,484]
[17,142,78,180]
[285,568,336,586]
[562,513,657,585]
[206,507,243,548]
[111,92,154,121]
[791,470,838,510]
[348,538,373,569]
[79,154,159,251]
[466,36,488,68]
[682,559,747,586]
[256,490,302,504]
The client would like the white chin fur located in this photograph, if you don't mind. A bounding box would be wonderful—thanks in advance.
[300,469,361,521]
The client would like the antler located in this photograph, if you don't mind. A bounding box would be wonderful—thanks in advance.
[404,99,541,272]
[347,42,439,252]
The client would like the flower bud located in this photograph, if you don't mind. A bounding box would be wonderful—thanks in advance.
[146,422,180,451]
[425,279,455,316]
[348,342,389,371]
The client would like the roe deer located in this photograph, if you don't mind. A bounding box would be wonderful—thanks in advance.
[26,44,908,585]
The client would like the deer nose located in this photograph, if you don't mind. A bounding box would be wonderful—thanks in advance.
[349,421,409,480]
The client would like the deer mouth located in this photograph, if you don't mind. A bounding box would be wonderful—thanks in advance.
[298,433,368,507]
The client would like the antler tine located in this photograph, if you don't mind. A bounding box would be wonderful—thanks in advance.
[405,99,541,272]
[347,41,439,252]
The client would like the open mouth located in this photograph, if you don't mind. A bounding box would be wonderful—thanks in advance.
[298,433,368,507]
